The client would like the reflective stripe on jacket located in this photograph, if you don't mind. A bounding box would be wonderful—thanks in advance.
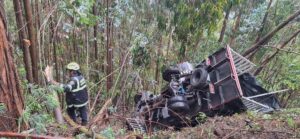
[63,75,88,108]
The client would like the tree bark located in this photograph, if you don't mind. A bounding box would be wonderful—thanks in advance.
[12,0,33,83]
[229,10,242,47]
[93,3,98,60]
[106,0,113,92]
[48,0,59,82]
[247,0,273,60]
[254,29,300,75]
[242,9,300,57]
[166,27,174,58]
[0,9,25,131]
[34,0,41,30]
[254,0,272,43]
[155,36,162,93]
[218,4,232,43]
[23,0,39,83]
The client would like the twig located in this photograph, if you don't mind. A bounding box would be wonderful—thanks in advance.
[89,82,104,115]
[88,66,124,92]
[222,127,294,135]
[111,49,131,98]
[122,133,143,139]
[88,99,112,128]
[63,114,105,139]
[264,45,300,55]
[222,127,240,139]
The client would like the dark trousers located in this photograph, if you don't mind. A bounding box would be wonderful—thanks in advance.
[67,105,88,125]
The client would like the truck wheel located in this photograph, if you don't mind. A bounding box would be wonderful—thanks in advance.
[191,68,208,89]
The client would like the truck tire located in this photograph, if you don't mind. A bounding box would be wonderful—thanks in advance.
[191,68,208,89]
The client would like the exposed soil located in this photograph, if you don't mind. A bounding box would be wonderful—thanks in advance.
[149,109,300,139]
[45,108,300,139]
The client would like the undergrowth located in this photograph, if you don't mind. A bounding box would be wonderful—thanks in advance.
[18,84,64,134]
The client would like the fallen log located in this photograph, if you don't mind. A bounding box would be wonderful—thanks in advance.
[0,131,66,139]
[63,114,105,139]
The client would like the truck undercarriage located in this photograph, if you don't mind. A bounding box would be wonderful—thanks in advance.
[127,46,285,132]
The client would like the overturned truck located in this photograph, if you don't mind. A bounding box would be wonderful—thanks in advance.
[127,46,284,132]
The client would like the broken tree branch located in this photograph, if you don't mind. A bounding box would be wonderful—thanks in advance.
[89,82,104,114]
[264,46,300,55]
[254,28,300,75]
[243,9,300,57]
[63,114,105,139]
[88,98,112,128]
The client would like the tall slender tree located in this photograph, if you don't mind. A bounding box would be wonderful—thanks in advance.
[23,0,39,83]
[93,2,98,60]
[12,0,33,83]
[219,3,232,43]
[243,9,300,57]
[106,0,114,92]
[0,2,25,131]
[229,9,242,47]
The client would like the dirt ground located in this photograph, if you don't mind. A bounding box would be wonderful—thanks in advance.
[46,108,300,139]
[149,109,300,139]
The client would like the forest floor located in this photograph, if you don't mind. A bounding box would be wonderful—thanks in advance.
[151,108,300,139]
[46,108,300,139]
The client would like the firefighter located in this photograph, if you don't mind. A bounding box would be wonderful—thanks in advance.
[48,62,89,126]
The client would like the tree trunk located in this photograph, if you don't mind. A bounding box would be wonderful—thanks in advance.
[155,36,162,93]
[23,0,39,83]
[247,0,273,60]
[34,0,41,30]
[93,3,98,60]
[229,10,242,47]
[106,0,113,92]
[218,4,232,43]
[12,0,33,83]
[0,9,25,131]
[242,9,300,57]
[254,29,300,75]
[48,0,59,82]
[166,27,174,58]
[254,0,273,43]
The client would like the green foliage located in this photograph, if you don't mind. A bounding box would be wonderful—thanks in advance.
[286,117,296,128]
[3,0,300,136]
[131,32,151,67]
[19,84,62,134]
[195,112,207,123]
[259,53,300,98]
[157,15,167,31]
[100,126,115,139]
[0,103,6,114]
[29,113,54,134]
[59,0,98,26]
[246,110,259,120]
[165,0,227,59]
[262,114,272,120]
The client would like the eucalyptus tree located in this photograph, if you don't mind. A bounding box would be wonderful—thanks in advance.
[23,0,39,83]
[0,1,26,131]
